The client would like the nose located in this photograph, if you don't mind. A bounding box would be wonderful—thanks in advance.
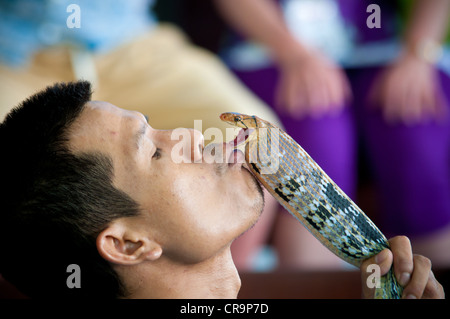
[191,129,204,163]
[169,128,204,163]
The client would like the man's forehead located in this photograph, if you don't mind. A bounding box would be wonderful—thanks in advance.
[68,101,124,151]
[80,101,132,127]
[84,101,147,123]
[85,100,122,116]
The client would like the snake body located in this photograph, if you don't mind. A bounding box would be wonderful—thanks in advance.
[220,112,403,299]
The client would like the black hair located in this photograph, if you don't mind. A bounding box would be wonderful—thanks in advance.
[0,81,140,298]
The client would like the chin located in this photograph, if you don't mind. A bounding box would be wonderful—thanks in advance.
[245,166,265,216]
[228,166,265,237]
[245,177,265,230]
[235,199,265,242]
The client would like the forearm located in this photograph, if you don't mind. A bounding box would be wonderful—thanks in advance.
[403,0,450,62]
[213,0,307,63]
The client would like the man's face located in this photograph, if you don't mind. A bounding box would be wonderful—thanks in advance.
[68,101,264,263]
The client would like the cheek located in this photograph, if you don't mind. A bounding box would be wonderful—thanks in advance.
[157,170,231,260]
[171,172,222,224]
[146,164,263,263]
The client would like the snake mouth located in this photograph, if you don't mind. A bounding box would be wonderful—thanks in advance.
[229,128,250,148]
[225,128,249,167]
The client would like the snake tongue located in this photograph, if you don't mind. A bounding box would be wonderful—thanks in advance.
[229,128,251,148]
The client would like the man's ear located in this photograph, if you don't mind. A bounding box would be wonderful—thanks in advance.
[96,219,162,265]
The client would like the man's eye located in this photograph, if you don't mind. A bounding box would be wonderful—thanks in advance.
[152,148,161,159]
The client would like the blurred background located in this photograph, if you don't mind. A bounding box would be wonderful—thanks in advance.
[1,0,450,298]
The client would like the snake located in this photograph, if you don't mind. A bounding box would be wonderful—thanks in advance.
[220,112,403,299]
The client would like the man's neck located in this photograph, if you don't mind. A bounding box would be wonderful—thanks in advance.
[123,246,241,298]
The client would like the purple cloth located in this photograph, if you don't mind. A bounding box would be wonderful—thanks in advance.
[336,0,398,42]
[354,68,450,237]
[232,66,450,238]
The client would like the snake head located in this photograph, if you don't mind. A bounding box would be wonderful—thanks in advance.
[219,112,258,129]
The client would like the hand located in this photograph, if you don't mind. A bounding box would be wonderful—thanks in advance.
[360,236,445,299]
[275,46,352,119]
[369,53,448,125]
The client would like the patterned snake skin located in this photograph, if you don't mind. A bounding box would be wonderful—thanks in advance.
[220,112,403,299]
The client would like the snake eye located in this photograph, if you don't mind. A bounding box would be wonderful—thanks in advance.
[234,116,242,123]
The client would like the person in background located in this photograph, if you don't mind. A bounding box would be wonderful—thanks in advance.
[215,0,450,269]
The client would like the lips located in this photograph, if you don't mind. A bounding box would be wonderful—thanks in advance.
[227,148,245,165]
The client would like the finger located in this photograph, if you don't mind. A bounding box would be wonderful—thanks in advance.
[288,84,308,119]
[304,74,326,117]
[422,270,445,299]
[340,71,353,104]
[375,248,394,276]
[360,249,393,299]
[402,254,432,299]
[383,85,400,124]
[418,86,433,124]
[402,84,422,125]
[416,80,436,124]
[424,70,445,123]
[389,236,414,287]
[378,74,396,123]
[275,75,304,118]
[325,73,340,107]
[325,71,346,114]
[388,76,411,125]
[290,75,314,119]
[309,84,327,116]
[324,69,351,116]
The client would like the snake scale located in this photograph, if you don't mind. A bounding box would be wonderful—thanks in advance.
[220,112,403,299]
